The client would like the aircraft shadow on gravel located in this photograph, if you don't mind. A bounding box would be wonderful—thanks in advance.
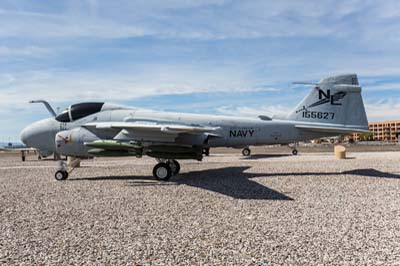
[262,168,400,179]
[68,168,399,200]
[70,166,294,201]
[343,168,400,179]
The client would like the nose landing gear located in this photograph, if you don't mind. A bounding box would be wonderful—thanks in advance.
[54,157,81,181]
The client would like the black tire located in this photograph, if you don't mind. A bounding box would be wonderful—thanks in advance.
[55,170,68,181]
[170,160,180,175]
[292,149,298,156]
[153,163,172,181]
[242,148,251,156]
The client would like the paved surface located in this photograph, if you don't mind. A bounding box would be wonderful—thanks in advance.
[1,151,400,265]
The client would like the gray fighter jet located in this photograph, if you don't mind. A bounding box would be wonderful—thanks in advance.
[20,74,369,181]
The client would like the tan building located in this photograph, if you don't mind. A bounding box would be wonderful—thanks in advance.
[352,120,400,142]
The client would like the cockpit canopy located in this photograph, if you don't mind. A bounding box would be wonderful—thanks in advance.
[56,102,104,123]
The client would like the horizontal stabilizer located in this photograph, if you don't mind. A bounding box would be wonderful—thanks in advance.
[295,124,370,134]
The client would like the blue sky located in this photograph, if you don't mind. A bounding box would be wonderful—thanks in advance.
[0,0,400,141]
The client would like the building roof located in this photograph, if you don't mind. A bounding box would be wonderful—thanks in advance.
[369,120,400,125]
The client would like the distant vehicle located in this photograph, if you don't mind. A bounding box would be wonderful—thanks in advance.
[20,74,369,181]
[0,146,39,161]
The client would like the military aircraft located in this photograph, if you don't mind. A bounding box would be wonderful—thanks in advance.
[20,74,369,181]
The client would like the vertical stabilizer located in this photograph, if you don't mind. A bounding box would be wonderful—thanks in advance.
[287,74,368,131]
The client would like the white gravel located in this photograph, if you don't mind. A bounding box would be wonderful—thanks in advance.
[1,151,400,265]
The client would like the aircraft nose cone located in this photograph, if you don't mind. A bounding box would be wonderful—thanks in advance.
[20,126,31,146]
[19,118,59,151]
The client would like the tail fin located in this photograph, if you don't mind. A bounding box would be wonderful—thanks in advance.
[287,74,369,132]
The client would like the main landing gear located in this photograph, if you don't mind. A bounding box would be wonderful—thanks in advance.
[242,147,251,156]
[55,169,68,181]
[289,143,299,156]
[153,159,180,181]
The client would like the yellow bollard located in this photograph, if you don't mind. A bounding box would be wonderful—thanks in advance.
[334,145,346,159]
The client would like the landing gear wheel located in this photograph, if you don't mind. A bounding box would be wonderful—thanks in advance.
[55,170,68,181]
[292,149,298,156]
[153,163,172,181]
[242,148,251,156]
[169,160,180,175]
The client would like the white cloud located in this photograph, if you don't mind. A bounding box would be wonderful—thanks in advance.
[0,74,15,86]
[365,98,400,121]
[362,82,400,91]
[0,65,274,110]
[1,1,397,41]
[0,9,147,38]
[0,46,50,57]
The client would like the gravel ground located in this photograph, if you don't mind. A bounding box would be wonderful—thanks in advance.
[1,150,400,265]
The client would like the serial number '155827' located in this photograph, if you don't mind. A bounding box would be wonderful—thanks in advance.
[302,111,335,120]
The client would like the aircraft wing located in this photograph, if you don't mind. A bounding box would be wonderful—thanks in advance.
[84,122,220,134]
[295,124,370,134]
[81,122,221,160]
[82,122,221,143]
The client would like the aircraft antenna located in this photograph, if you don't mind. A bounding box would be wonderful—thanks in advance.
[29,100,57,117]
